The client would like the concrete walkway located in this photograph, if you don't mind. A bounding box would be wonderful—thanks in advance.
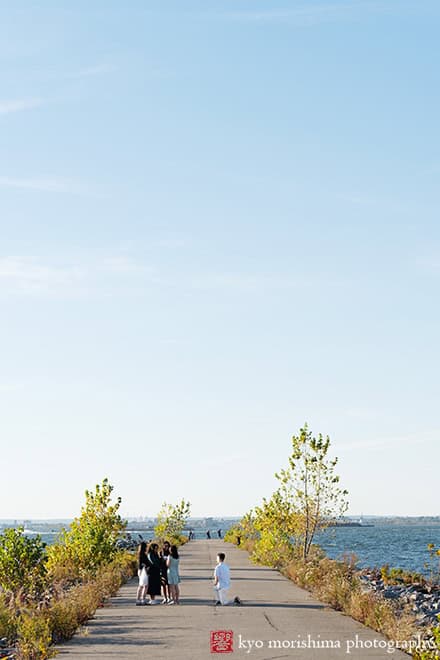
[59,540,409,659]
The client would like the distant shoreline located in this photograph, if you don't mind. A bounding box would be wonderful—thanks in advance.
[2,516,440,528]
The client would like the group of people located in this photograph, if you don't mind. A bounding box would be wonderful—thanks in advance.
[136,541,241,607]
[206,529,222,539]
[186,528,222,540]
[136,540,181,606]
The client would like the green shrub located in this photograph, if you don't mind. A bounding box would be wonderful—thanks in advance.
[45,544,81,586]
[284,554,416,642]
[48,553,136,644]
[0,594,17,644]
[0,480,138,659]
[16,611,55,660]
[252,531,295,570]
[47,596,82,643]
[224,526,239,543]
[381,564,424,586]
[412,616,440,659]
[46,479,126,578]
[0,549,136,656]
[154,500,191,545]
[0,527,47,600]
[224,513,258,549]
[425,544,440,587]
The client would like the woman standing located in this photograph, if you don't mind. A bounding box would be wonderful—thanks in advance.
[160,540,171,604]
[136,541,150,605]
[147,543,162,604]
[166,545,181,605]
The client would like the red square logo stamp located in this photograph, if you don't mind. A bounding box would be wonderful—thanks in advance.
[210,630,233,653]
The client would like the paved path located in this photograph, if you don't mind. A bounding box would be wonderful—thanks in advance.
[59,540,409,659]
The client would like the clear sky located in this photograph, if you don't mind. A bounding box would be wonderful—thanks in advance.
[1,1,439,519]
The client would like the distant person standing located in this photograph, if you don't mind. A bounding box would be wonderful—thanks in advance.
[206,530,211,539]
[217,528,222,538]
[213,553,241,606]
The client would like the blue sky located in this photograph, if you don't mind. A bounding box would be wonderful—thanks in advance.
[1,1,439,518]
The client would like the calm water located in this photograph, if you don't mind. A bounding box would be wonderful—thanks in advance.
[33,528,217,546]
[28,524,440,575]
[316,524,440,574]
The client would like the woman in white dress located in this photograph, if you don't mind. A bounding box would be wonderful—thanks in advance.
[136,541,150,605]
[166,545,181,605]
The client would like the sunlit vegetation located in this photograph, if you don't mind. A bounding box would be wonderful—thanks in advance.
[0,479,136,659]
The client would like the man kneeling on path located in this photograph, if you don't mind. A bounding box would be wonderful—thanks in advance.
[213,553,241,606]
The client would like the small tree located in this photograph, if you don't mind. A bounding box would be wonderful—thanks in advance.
[47,478,126,578]
[0,527,47,600]
[276,424,348,560]
[154,500,191,545]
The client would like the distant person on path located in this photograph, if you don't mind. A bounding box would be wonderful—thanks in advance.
[160,541,171,604]
[136,541,150,605]
[217,528,222,538]
[166,545,181,604]
[147,543,162,605]
[206,530,211,539]
[213,553,241,606]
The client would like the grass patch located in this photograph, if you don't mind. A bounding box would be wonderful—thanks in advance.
[0,552,137,659]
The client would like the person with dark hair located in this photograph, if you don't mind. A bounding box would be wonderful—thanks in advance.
[206,530,211,539]
[213,552,241,606]
[147,543,162,605]
[166,545,181,605]
[160,541,171,604]
[136,541,150,605]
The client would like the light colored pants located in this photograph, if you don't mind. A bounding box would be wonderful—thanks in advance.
[214,585,230,605]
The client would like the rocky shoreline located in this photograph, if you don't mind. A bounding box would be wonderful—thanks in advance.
[359,570,440,627]
[115,533,141,551]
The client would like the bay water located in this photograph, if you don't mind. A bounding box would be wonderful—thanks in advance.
[316,524,440,574]
[26,523,440,576]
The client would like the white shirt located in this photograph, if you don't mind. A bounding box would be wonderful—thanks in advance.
[214,562,230,589]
